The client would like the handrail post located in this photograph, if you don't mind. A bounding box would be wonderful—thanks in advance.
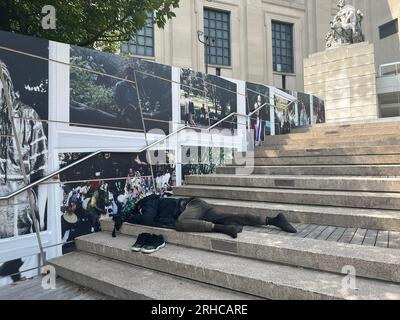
[133,69,157,193]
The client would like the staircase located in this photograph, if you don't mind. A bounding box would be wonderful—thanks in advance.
[49,120,400,300]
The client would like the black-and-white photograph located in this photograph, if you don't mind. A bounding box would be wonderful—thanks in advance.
[0,31,49,240]
[70,46,173,134]
[180,69,237,129]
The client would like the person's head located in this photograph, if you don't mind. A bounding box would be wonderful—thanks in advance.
[124,66,135,81]
[0,60,15,113]
[185,93,189,99]
[68,200,77,212]
[257,95,262,104]
[99,183,108,196]
[128,168,134,175]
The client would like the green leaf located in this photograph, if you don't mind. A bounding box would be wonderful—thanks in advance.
[0,0,180,52]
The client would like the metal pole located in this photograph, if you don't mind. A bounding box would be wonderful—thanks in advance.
[0,66,46,266]
[133,69,157,193]
[206,42,209,75]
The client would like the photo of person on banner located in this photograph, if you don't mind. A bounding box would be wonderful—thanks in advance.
[246,83,271,145]
[0,60,48,239]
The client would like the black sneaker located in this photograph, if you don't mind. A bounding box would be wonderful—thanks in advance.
[131,233,152,252]
[141,234,166,254]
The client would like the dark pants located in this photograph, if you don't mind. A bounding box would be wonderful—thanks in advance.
[175,198,264,232]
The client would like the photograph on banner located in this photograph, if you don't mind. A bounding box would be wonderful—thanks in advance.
[70,46,172,134]
[180,68,237,129]
[297,92,312,127]
[281,89,299,128]
[0,31,49,240]
[58,151,176,253]
[274,94,293,135]
[181,146,233,182]
[312,95,326,124]
[246,82,271,145]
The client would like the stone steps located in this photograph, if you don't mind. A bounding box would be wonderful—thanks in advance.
[268,128,400,142]
[291,120,400,135]
[228,155,400,166]
[263,134,400,148]
[184,197,400,231]
[173,185,400,210]
[262,139,400,150]
[185,174,400,193]
[48,119,400,300]
[99,220,400,284]
[251,146,400,158]
[49,251,257,300]
[62,232,400,300]
[216,165,400,176]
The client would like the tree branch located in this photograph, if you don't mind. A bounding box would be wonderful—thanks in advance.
[78,14,133,47]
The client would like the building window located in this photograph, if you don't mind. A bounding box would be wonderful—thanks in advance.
[272,21,294,73]
[204,8,231,66]
[121,13,154,57]
[379,19,398,39]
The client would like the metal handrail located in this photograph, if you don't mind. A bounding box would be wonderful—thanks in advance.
[1,93,300,203]
[0,99,282,202]
[379,62,400,77]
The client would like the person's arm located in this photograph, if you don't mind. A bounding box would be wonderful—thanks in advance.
[130,199,159,226]
[90,193,104,214]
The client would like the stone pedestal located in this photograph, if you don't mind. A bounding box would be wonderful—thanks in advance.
[304,42,378,124]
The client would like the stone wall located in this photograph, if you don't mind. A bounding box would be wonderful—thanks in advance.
[304,42,378,123]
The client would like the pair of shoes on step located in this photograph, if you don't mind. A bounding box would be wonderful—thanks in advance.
[131,233,166,254]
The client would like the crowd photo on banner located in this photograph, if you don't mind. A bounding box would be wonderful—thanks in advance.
[58,151,176,253]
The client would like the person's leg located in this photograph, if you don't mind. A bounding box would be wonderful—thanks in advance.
[203,209,297,234]
[176,198,213,232]
[87,209,100,232]
[175,198,240,238]
[267,213,297,233]
[203,208,264,226]
[176,219,240,239]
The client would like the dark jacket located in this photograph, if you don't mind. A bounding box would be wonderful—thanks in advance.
[126,195,193,228]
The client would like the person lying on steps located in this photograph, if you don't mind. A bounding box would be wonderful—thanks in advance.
[115,195,297,238]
